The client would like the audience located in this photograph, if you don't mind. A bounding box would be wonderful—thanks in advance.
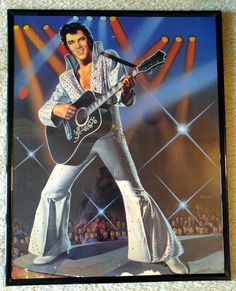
[169,204,223,236]
[11,203,223,260]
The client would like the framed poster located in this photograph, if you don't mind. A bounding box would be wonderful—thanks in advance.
[6,9,230,285]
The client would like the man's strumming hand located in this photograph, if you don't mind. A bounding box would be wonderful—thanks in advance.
[52,104,77,120]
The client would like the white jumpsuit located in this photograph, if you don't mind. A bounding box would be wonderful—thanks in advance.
[28,41,183,263]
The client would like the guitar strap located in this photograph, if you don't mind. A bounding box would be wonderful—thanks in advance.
[101,51,136,68]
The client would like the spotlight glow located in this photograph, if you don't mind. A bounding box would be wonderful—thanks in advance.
[23,25,30,31]
[73,16,79,21]
[177,124,188,135]
[100,16,106,21]
[98,209,104,215]
[18,86,28,100]
[110,16,117,21]
[14,137,48,173]
[27,151,35,158]
[87,16,93,21]
[179,201,187,209]
[81,189,119,230]
[43,25,49,31]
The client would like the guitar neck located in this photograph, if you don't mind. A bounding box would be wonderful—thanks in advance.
[86,49,166,115]
[87,69,138,115]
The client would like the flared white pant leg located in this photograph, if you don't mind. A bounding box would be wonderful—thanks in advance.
[29,129,183,262]
[28,155,96,256]
[94,134,183,262]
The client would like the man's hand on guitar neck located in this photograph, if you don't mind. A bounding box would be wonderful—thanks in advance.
[121,75,135,106]
[52,104,77,120]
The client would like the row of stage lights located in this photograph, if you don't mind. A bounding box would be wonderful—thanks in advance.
[72,16,115,21]
[14,16,113,31]
[14,24,196,44]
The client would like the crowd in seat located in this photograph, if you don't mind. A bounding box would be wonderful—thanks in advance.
[68,216,128,245]
[11,204,222,259]
[170,206,223,236]
[12,222,30,259]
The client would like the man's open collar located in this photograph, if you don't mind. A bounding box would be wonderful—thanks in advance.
[64,41,104,72]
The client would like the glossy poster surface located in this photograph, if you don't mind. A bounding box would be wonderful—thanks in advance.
[7,10,230,285]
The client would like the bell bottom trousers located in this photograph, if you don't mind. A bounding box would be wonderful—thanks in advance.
[29,134,183,262]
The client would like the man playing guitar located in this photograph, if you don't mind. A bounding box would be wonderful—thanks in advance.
[28,22,188,274]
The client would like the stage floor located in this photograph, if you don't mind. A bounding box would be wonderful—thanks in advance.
[13,234,224,278]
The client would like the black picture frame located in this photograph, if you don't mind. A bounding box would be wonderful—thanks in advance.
[6,9,230,285]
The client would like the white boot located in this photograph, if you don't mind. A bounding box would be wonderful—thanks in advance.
[165,257,189,274]
[33,250,69,265]
[33,255,57,265]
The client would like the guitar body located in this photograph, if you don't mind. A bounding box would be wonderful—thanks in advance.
[46,91,112,165]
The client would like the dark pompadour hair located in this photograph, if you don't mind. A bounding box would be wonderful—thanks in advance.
[60,22,94,51]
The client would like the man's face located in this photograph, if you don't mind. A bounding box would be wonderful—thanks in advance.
[66,30,92,62]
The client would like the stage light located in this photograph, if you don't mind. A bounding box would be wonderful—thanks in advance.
[133,35,169,85]
[18,86,28,100]
[42,24,68,56]
[175,36,196,124]
[150,36,183,89]
[175,36,183,43]
[23,25,30,31]
[184,36,196,73]
[109,17,129,51]
[23,25,65,75]
[14,24,52,165]
[73,16,79,21]
[27,151,34,158]
[98,16,108,47]
[110,16,117,21]
[43,24,49,31]
[87,16,93,21]
[98,209,104,215]
[135,35,169,66]
[161,36,168,43]
[179,201,187,209]
[82,189,119,230]
[177,124,188,135]
[14,24,44,113]
[14,137,48,172]
[156,176,199,223]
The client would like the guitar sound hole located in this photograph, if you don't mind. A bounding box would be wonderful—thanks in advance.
[75,107,89,127]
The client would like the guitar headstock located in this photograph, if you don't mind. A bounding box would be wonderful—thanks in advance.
[136,50,166,75]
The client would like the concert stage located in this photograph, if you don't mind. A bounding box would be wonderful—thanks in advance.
[13,234,224,277]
